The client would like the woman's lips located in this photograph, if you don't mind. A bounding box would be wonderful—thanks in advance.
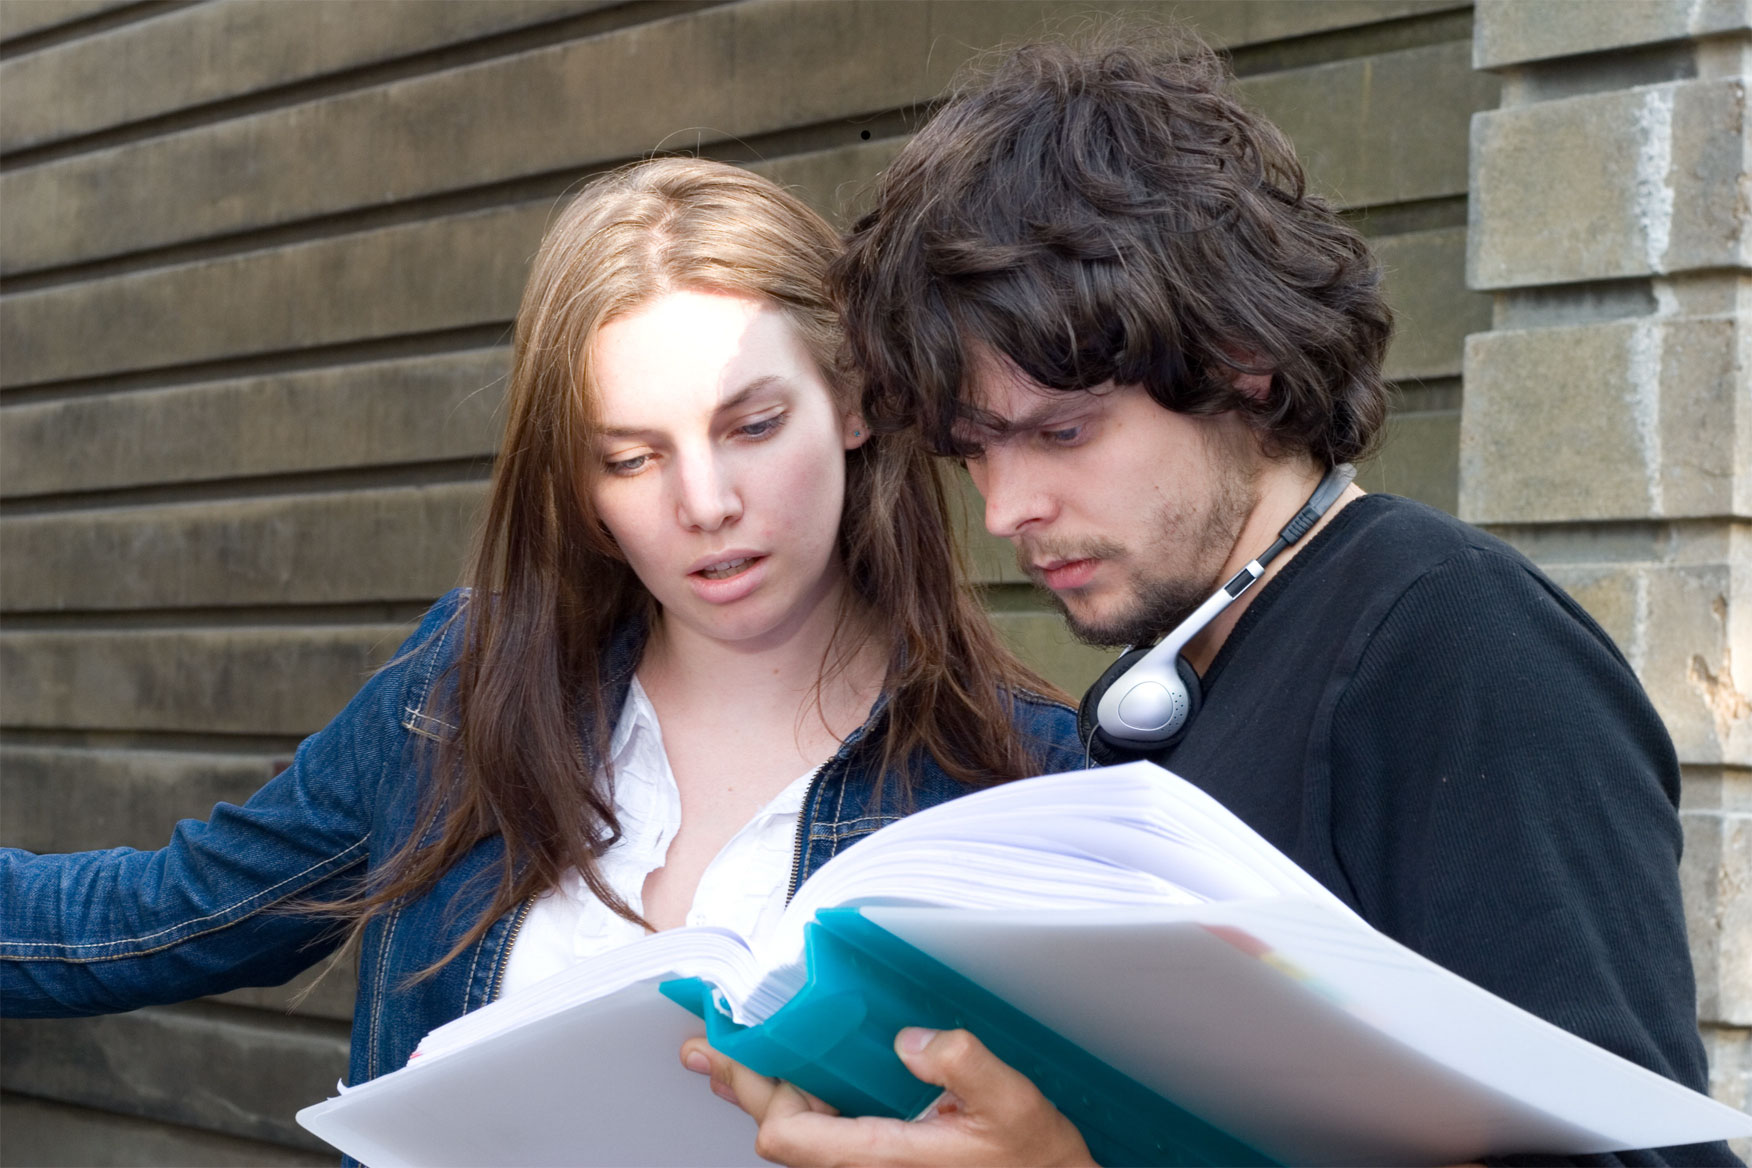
[687,553,767,604]
[697,556,756,581]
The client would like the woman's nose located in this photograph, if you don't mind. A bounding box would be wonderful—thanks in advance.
[674,451,743,532]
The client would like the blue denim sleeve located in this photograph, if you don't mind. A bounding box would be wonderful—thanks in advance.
[0,591,468,1018]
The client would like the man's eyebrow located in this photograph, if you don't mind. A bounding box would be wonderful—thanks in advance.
[956,398,1086,440]
[598,375,790,440]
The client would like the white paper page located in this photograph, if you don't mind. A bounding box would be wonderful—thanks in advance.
[861,902,1752,1166]
[411,927,758,1062]
[298,980,762,1167]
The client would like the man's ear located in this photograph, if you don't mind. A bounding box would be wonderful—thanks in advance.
[1220,347,1273,402]
[1232,370,1272,402]
[843,413,871,450]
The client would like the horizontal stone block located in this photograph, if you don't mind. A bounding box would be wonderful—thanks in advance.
[1682,803,1752,1026]
[1241,40,1498,210]
[0,350,508,498]
[1461,315,1751,523]
[211,960,356,1026]
[0,0,610,154]
[0,0,124,43]
[1469,79,1752,289]
[1699,1023,1752,1159]
[1,132,900,388]
[990,608,1114,700]
[1475,0,1752,70]
[1,482,483,610]
[1357,409,1460,515]
[1532,544,1752,768]
[1376,227,1491,383]
[0,1093,330,1168]
[1175,0,1471,48]
[4,4,1490,275]
[0,744,285,854]
[1,201,543,388]
[0,1005,348,1152]
[1683,762,1752,813]
[1,623,415,736]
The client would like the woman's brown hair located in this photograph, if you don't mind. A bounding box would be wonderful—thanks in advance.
[335,158,1064,970]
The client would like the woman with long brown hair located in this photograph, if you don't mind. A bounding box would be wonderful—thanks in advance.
[0,159,1081,1103]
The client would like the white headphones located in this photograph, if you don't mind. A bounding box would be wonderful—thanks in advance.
[1093,463,1356,750]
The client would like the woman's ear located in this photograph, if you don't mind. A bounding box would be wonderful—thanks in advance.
[843,413,871,450]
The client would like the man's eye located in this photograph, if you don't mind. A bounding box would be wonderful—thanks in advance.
[1042,426,1083,445]
[606,453,649,475]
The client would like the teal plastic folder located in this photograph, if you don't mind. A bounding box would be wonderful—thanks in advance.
[660,908,1276,1167]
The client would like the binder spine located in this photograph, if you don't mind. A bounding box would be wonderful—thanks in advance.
[661,909,1276,1168]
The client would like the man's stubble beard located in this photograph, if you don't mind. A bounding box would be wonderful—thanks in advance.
[1036,454,1261,650]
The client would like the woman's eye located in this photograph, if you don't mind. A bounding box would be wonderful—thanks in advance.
[737,413,787,440]
[606,453,649,475]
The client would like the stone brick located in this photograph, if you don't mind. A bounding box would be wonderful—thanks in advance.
[1682,799,1752,1026]
[1469,79,1752,289]
[1460,315,1750,523]
[0,350,508,498]
[0,134,912,388]
[0,0,610,153]
[2,3,1493,274]
[0,1006,348,1151]
[1376,227,1491,382]
[1357,409,1461,515]
[0,624,415,736]
[753,136,907,227]
[0,0,125,43]
[1176,0,1470,49]
[0,744,285,853]
[0,482,483,610]
[1699,1024,1752,1160]
[1241,41,1499,210]
[1532,545,1752,769]
[1474,0,1752,70]
[0,202,544,388]
[989,608,1113,699]
[0,1094,330,1168]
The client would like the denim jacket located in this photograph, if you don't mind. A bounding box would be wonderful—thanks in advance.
[1,589,1083,1092]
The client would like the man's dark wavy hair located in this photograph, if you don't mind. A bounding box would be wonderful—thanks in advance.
[834,26,1393,466]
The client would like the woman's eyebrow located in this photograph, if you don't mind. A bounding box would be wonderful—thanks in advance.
[598,376,792,440]
[713,374,788,414]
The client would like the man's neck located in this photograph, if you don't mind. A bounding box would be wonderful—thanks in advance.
[1181,459,1364,675]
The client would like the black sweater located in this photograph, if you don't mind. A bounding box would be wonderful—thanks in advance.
[1080,494,1736,1167]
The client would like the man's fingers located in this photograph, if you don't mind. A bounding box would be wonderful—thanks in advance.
[679,1037,837,1123]
[893,1027,1043,1120]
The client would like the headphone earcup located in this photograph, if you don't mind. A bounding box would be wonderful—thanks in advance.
[1172,653,1203,743]
[1091,647,1200,752]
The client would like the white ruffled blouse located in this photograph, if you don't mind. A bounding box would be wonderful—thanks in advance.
[496,677,818,1000]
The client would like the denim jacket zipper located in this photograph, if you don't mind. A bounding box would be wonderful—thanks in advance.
[487,894,538,1003]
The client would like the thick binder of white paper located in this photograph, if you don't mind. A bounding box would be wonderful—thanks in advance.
[297,763,1752,1167]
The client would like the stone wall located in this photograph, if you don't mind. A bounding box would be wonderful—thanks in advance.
[4,0,1719,1161]
[1463,1,1752,1152]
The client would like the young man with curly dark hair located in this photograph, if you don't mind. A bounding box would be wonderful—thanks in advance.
[685,28,1735,1168]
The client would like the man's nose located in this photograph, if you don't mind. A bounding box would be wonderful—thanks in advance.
[971,447,1052,540]
[674,449,742,532]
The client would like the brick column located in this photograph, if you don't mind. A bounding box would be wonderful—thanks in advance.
[1464,0,1752,1135]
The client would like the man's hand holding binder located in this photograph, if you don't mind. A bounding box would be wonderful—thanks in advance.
[683,1025,1096,1167]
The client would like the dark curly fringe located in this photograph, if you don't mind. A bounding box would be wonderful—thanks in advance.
[833,20,1393,468]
